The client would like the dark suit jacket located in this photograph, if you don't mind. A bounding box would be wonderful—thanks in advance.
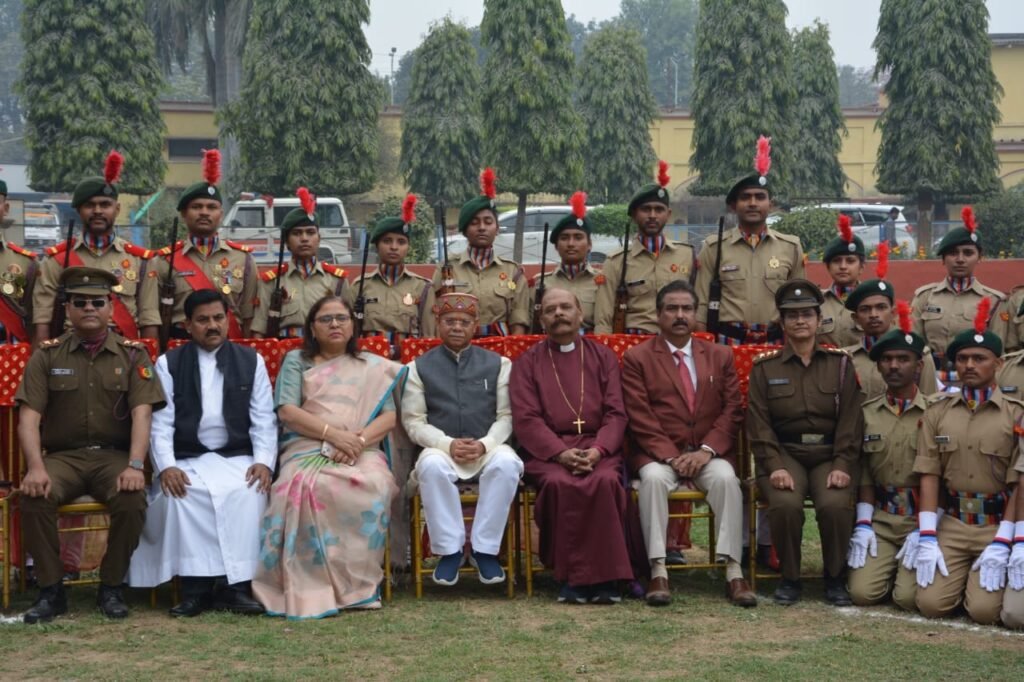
[621,334,744,474]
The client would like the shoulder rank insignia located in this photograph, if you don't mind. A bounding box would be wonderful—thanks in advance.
[38,338,61,349]
[45,242,70,257]
[323,264,346,278]
[7,242,37,259]
[122,242,154,259]
[224,239,253,253]
[753,349,782,364]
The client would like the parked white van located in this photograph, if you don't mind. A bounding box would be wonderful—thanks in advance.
[221,194,355,265]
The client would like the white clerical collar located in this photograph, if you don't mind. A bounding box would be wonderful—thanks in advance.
[664,337,693,358]
[558,341,576,353]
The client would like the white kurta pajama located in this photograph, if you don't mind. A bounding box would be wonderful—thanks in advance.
[128,346,277,587]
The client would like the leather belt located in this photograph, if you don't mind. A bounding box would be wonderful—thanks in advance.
[781,434,834,446]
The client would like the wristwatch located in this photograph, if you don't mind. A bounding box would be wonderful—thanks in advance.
[128,460,145,471]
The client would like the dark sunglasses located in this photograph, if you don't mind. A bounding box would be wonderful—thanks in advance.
[70,298,108,309]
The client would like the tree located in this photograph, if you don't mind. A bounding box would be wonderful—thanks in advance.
[874,0,1002,254]
[789,22,846,200]
[400,19,483,222]
[688,0,795,197]
[221,1,382,196]
[391,49,415,106]
[576,25,657,203]
[0,0,27,164]
[18,0,166,193]
[481,0,583,262]
[837,65,879,108]
[619,0,698,108]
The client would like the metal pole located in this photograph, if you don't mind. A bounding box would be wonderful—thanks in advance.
[670,57,679,108]
[389,47,397,106]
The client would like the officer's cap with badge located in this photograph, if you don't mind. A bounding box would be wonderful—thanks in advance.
[845,241,894,311]
[726,135,773,205]
[458,168,498,234]
[281,187,318,236]
[627,160,671,215]
[775,278,824,312]
[60,266,120,297]
[824,213,866,263]
[371,193,417,244]
[177,148,223,211]
[869,300,927,361]
[71,150,124,209]
[550,191,591,244]
[946,296,1003,361]
[936,206,983,256]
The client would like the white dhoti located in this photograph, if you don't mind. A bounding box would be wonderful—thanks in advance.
[128,453,266,587]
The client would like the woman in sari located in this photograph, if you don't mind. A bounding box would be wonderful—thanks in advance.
[253,296,406,618]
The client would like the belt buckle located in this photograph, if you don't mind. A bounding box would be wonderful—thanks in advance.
[801,434,825,445]
[959,497,982,515]
[891,493,903,508]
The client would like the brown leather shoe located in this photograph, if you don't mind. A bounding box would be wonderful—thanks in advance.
[646,576,671,607]
[726,578,757,607]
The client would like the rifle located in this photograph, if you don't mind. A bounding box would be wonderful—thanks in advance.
[158,218,179,351]
[706,216,726,337]
[437,201,455,295]
[530,222,550,334]
[49,219,75,338]
[611,218,631,334]
[353,228,370,337]
[264,227,288,339]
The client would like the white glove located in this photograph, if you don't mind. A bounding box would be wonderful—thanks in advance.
[847,502,877,569]
[896,529,920,570]
[914,511,948,588]
[1009,521,1024,591]
[972,521,1014,592]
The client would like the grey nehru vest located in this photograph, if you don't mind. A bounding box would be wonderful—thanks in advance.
[415,344,501,440]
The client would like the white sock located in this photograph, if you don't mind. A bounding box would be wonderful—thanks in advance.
[725,560,743,582]
[650,559,668,580]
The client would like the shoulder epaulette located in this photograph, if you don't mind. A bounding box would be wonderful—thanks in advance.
[862,393,886,408]
[406,269,431,282]
[122,242,154,259]
[913,282,938,296]
[6,242,37,259]
[260,269,278,282]
[606,246,626,260]
[38,338,61,349]
[323,264,346,278]
[158,241,183,257]
[120,339,145,349]
[224,239,253,253]
[927,392,954,405]
[45,242,69,257]
[669,240,693,248]
[753,349,782,364]
[825,346,852,357]
[978,283,1006,301]
[772,231,802,246]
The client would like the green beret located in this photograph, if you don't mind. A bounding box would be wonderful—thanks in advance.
[281,207,317,235]
[726,173,771,205]
[71,176,118,209]
[0,179,7,196]
[775,278,823,311]
[371,216,410,244]
[550,213,591,244]
[946,328,1002,362]
[824,234,866,263]
[868,327,927,361]
[936,226,981,256]
[60,266,119,296]
[458,195,497,233]
[844,279,895,311]
[177,181,223,211]
[627,183,670,215]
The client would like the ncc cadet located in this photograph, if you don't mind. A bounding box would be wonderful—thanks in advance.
[16,267,166,624]
[594,161,695,335]
[530,192,602,332]
[817,215,866,348]
[911,207,1006,386]
[846,313,929,610]
[910,302,1024,627]
[33,152,160,345]
[0,178,38,343]
[156,149,258,339]
[426,168,529,337]
[694,137,805,345]
[1001,287,1024,353]
[346,193,432,356]
[251,189,349,338]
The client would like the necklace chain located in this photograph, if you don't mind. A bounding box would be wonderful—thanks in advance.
[547,342,585,432]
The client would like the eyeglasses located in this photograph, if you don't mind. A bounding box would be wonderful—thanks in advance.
[315,314,352,326]
[70,298,107,309]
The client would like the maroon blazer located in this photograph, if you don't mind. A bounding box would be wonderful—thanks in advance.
[621,334,744,474]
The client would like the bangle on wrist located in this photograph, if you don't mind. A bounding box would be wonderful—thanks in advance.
[321,423,330,440]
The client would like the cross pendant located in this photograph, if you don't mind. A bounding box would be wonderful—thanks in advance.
[573,417,586,434]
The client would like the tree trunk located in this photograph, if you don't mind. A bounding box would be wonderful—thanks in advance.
[513,191,527,264]
[916,189,934,258]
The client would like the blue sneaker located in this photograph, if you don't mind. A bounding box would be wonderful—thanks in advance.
[432,552,464,586]
[557,583,588,604]
[469,550,506,584]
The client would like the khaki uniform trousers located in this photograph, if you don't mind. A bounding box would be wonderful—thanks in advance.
[20,448,146,588]
[756,451,857,582]
[916,515,1015,626]
[847,509,917,610]
[638,458,743,563]
[1001,584,1024,629]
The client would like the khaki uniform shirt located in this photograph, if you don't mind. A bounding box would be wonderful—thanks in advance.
[153,238,259,327]
[530,264,601,332]
[1000,287,1024,352]
[860,390,928,488]
[427,252,529,335]
[913,389,1023,494]
[0,241,38,341]
[33,237,160,331]
[14,332,166,453]
[910,279,1007,359]
[817,289,861,348]
[250,261,350,335]
[346,267,433,337]
[594,237,695,334]
[843,341,938,402]
[694,227,804,327]
[996,350,1024,397]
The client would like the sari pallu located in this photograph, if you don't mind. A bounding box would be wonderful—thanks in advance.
[254,350,406,619]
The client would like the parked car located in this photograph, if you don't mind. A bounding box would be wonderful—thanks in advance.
[22,202,61,249]
[768,202,917,258]
[221,194,355,266]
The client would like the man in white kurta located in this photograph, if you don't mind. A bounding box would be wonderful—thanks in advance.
[127,290,277,616]
[402,293,522,586]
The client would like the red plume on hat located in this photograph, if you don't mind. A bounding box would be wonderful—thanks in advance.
[104,150,124,185]
[838,214,853,244]
[569,191,587,221]
[657,160,670,189]
[961,206,977,235]
[975,297,991,335]
[402,193,417,224]
[480,167,497,200]
[755,135,772,179]
[876,241,889,280]
[202,149,221,186]
[297,187,315,218]
[896,300,912,335]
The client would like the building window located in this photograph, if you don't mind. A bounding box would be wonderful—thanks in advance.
[168,138,218,160]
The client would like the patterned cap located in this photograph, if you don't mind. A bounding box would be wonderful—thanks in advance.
[432,293,479,318]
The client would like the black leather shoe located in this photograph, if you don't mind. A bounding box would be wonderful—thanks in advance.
[212,585,265,615]
[23,584,68,624]
[169,595,212,618]
[97,585,129,619]
[824,577,853,606]
[665,550,688,566]
[773,579,802,606]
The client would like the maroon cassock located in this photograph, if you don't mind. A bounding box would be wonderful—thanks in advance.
[509,337,633,585]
